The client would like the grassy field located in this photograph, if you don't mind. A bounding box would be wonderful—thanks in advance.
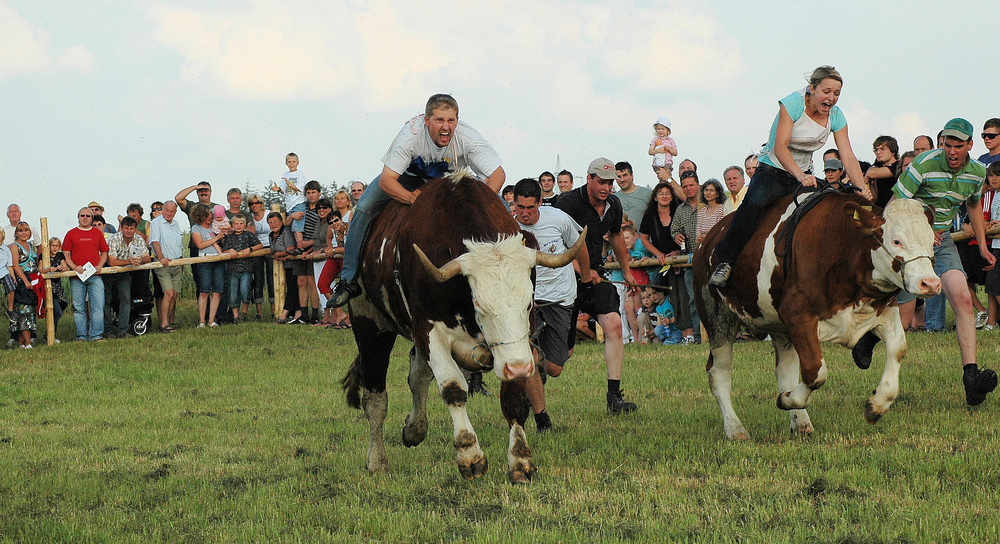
[3,307,1000,543]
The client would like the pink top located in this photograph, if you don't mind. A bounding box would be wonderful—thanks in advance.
[697,205,725,241]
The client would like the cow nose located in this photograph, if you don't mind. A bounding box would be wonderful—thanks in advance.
[502,362,534,381]
[920,277,941,296]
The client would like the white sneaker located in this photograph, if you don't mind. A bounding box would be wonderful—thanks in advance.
[984,324,995,332]
[209,322,218,327]
[197,323,206,328]
[683,336,696,345]
[54,339,61,344]
[975,311,988,329]
[19,344,32,349]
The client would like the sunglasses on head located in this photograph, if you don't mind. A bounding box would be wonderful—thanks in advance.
[983,133,1000,140]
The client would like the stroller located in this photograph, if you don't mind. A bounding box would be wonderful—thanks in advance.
[107,271,155,336]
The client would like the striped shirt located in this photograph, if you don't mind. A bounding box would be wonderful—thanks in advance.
[892,149,986,232]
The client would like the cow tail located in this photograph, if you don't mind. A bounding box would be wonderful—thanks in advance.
[341,355,363,410]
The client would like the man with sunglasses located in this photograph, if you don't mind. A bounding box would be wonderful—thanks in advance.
[63,207,110,341]
[349,181,365,205]
[978,118,1000,165]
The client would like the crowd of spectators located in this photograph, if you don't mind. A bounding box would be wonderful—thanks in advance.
[5,117,1000,350]
[2,152,365,348]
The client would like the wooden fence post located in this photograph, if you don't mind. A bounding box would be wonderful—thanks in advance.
[271,203,284,317]
[40,219,56,346]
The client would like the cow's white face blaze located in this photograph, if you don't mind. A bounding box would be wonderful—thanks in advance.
[457,235,537,381]
[875,199,940,297]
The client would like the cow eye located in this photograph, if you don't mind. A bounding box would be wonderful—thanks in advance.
[892,239,902,247]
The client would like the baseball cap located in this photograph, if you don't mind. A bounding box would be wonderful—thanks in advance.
[941,118,974,141]
[587,158,617,180]
[823,158,843,171]
[654,117,672,130]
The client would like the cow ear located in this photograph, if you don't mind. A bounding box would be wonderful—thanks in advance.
[843,202,884,232]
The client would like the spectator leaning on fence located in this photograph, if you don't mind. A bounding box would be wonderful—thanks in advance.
[246,194,272,320]
[63,207,109,342]
[149,201,183,333]
[222,213,263,323]
[104,216,150,338]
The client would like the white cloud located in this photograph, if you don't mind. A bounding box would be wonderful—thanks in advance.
[0,1,94,78]
[146,0,742,112]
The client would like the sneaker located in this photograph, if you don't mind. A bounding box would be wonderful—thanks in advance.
[984,324,995,332]
[534,411,553,433]
[329,279,361,308]
[468,372,492,397]
[607,390,638,415]
[964,365,998,406]
[975,311,988,330]
[197,323,206,328]
[287,315,301,325]
[209,322,218,327]
[19,344,32,350]
[851,330,880,370]
[683,336,696,345]
[707,262,733,288]
[7,310,16,326]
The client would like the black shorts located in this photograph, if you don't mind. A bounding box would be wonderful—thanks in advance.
[985,249,1000,295]
[575,280,620,318]
[958,242,989,285]
[535,302,574,367]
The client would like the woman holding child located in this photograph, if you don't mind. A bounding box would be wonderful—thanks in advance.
[639,182,690,343]
[190,204,226,327]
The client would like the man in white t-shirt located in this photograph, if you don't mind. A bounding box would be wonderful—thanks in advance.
[513,178,589,432]
[330,93,506,307]
[3,204,41,248]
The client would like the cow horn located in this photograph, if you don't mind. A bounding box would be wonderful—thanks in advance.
[413,244,463,282]
[535,226,588,269]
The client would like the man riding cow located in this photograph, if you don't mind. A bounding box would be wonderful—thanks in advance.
[329,93,506,307]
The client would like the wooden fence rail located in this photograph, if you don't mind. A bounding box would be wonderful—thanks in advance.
[37,217,340,346]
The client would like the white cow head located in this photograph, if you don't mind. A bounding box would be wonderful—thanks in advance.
[871,198,941,297]
[415,230,586,381]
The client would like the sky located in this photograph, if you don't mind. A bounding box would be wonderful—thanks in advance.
[3,0,999,239]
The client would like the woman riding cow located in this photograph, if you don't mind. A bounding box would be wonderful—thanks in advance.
[708,65,872,287]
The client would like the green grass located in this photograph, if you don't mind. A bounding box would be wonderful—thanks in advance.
[3,314,1000,543]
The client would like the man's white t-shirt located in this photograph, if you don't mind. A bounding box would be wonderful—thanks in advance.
[518,206,581,305]
[381,115,502,179]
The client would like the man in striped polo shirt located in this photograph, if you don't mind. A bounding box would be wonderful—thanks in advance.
[894,118,998,406]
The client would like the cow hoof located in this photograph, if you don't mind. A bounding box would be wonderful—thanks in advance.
[366,456,388,473]
[402,419,428,447]
[458,455,488,480]
[727,429,751,441]
[508,463,536,485]
[863,400,883,425]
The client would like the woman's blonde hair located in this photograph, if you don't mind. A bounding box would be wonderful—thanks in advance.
[807,65,842,87]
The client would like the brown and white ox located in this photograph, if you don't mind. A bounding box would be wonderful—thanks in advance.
[693,195,940,439]
[341,171,583,483]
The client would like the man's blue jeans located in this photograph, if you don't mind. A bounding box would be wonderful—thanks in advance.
[341,175,421,283]
[70,275,105,341]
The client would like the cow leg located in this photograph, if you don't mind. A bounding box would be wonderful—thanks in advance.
[500,380,535,484]
[353,314,397,474]
[402,346,433,447]
[427,323,488,480]
[773,334,813,435]
[776,316,828,411]
[865,307,905,424]
[707,342,749,440]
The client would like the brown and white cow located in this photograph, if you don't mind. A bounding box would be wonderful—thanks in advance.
[693,195,940,439]
[341,170,583,483]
